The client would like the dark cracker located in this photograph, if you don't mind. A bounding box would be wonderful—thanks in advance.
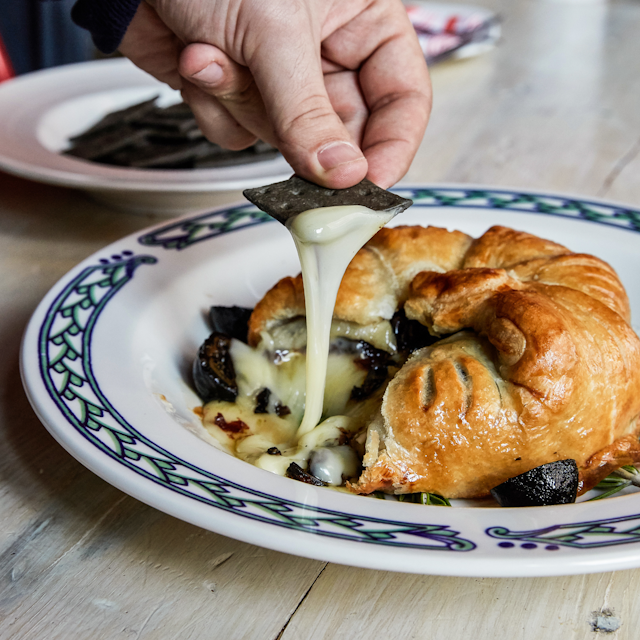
[65,98,282,170]
[195,142,280,168]
[151,102,194,119]
[64,125,151,160]
[132,112,199,134]
[109,139,213,168]
[69,97,159,142]
[146,126,205,143]
[243,176,412,225]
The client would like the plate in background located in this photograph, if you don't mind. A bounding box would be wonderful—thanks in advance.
[0,58,292,215]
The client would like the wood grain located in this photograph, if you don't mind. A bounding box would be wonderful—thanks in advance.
[281,565,640,640]
[2,0,640,637]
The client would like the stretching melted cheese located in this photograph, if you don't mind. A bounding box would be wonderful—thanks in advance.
[287,205,395,435]
[202,204,395,483]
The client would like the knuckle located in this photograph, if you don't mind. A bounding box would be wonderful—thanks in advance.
[277,93,339,141]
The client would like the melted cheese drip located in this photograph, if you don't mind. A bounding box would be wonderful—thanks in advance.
[201,204,396,483]
[287,205,395,436]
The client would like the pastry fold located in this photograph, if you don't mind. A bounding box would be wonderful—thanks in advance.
[248,226,473,345]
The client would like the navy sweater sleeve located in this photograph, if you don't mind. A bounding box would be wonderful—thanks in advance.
[71,0,142,54]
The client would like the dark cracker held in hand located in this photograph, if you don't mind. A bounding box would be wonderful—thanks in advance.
[243,176,413,225]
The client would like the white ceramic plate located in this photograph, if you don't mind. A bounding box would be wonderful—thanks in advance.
[0,59,292,214]
[20,186,640,577]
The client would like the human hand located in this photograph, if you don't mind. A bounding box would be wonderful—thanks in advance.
[119,0,431,189]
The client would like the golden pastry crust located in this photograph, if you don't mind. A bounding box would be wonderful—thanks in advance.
[352,227,640,497]
[248,225,472,345]
[248,224,640,498]
[248,275,305,347]
[577,435,640,494]
[462,225,570,269]
[366,225,473,297]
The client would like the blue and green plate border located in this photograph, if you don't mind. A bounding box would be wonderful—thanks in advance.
[25,186,640,571]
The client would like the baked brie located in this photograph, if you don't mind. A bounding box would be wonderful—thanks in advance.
[197,225,640,498]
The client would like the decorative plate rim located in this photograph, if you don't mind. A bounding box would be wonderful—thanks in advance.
[20,184,640,577]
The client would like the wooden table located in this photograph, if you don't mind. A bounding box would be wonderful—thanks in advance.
[2,0,640,637]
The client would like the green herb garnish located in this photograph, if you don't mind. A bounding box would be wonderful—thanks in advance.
[587,465,639,501]
[398,492,451,506]
[370,491,451,505]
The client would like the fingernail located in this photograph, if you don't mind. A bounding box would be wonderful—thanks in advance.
[192,62,224,85]
[317,141,364,171]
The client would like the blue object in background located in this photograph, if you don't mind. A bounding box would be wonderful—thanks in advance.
[0,0,95,75]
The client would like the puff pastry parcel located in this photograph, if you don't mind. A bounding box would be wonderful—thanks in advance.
[250,225,640,498]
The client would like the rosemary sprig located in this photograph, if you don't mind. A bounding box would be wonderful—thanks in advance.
[398,492,451,506]
[419,492,452,506]
[588,481,632,501]
[587,465,639,501]
[612,466,640,487]
[371,491,451,505]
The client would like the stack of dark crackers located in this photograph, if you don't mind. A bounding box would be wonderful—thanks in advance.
[64,97,280,170]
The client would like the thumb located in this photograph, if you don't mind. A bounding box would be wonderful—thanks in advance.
[245,16,368,188]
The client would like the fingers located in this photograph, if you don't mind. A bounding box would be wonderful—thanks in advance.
[242,11,368,188]
[125,1,424,189]
[121,11,259,151]
[119,2,183,90]
[180,40,369,186]
[360,88,431,189]
[323,2,432,188]
[180,81,257,150]
[323,70,369,148]
[358,22,432,188]
[179,43,270,149]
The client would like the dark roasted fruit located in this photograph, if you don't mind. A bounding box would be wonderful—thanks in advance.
[254,388,271,414]
[391,308,438,353]
[213,412,248,437]
[490,459,579,507]
[275,403,291,417]
[356,340,392,369]
[350,340,392,401]
[285,462,327,486]
[192,333,238,403]
[351,367,390,401]
[330,337,393,400]
[209,306,253,343]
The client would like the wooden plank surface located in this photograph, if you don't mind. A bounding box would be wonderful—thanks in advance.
[280,565,640,640]
[1,0,640,638]
[0,175,327,639]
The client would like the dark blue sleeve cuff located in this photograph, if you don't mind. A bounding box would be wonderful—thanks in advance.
[71,0,143,54]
